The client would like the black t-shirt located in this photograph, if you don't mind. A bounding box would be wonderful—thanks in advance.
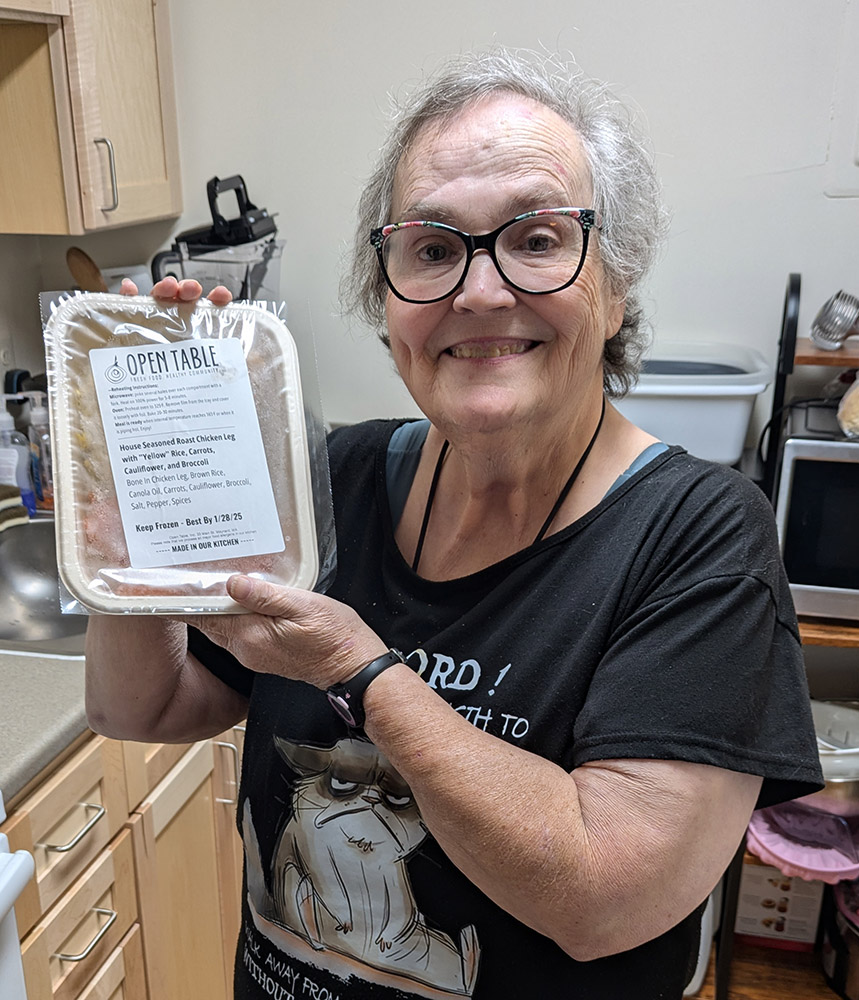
[192,418,823,1000]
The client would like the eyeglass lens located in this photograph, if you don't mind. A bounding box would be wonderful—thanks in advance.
[381,213,585,302]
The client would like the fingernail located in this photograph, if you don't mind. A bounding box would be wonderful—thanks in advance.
[228,575,253,601]
[179,280,203,300]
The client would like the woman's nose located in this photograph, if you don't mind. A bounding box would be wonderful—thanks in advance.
[453,250,516,313]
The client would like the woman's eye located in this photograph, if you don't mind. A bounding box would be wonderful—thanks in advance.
[526,235,552,252]
[416,242,453,263]
[329,776,359,795]
[517,232,558,254]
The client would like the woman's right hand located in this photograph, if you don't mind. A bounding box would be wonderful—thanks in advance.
[120,275,233,306]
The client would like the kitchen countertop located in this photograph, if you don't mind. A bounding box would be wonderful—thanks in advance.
[0,647,88,803]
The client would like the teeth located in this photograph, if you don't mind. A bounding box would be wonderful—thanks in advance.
[449,342,531,359]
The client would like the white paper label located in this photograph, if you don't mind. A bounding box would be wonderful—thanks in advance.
[90,338,285,568]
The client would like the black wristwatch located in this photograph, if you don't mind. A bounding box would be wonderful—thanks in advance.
[326,649,405,728]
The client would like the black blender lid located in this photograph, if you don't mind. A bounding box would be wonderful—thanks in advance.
[173,174,277,248]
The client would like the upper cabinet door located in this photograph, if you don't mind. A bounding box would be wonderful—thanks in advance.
[63,0,182,230]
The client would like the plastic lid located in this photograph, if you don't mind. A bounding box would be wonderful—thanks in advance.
[748,811,859,883]
[634,341,771,388]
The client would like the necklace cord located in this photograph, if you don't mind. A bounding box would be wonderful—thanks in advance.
[411,396,606,573]
[411,439,449,572]
[533,394,606,544]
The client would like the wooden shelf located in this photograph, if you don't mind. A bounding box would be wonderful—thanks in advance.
[697,940,831,999]
[799,618,859,648]
[794,337,859,367]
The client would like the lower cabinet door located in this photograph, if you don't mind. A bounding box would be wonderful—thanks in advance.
[77,925,147,1000]
[213,724,245,990]
[129,740,230,1000]
[119,739,192,815]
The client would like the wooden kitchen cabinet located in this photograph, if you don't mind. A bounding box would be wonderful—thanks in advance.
[129,739,232,1000]
[0,0,181,234]
[1,730,245,999]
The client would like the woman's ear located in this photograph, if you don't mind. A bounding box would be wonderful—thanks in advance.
[605,297,626,342]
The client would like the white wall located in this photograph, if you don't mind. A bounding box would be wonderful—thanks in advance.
[4,0,859,435]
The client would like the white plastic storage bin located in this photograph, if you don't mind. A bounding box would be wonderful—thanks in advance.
[615,342,771,465]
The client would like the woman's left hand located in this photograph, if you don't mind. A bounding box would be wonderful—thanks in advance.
[183,575,389,690]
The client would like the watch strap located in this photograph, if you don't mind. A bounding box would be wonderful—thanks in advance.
[326,649,404,728]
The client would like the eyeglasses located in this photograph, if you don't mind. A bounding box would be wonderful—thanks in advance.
[369,208,599,304]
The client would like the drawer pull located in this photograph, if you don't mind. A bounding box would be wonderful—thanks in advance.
[214,740,239,804]
[94,137,119,211]
[55,907,117,962]
[40,803,105,853]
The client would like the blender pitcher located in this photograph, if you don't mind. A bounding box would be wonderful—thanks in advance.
[151,175,284,300]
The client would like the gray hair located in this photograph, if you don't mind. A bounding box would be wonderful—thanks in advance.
[341,47,667,397]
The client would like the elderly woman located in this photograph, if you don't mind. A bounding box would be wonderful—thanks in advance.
[87,49,821,1000]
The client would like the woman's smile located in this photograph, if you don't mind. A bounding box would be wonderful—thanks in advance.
[445,338,537,359]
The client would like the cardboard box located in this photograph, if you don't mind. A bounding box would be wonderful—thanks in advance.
[734,854,824,951]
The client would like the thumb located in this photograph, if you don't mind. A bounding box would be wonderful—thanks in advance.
[227,575,303,617]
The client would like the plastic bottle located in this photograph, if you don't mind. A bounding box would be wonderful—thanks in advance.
[16,395,42,506]
[0,408,35,515]
[26,401,53,510]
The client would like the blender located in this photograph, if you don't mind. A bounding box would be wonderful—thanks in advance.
[151,175,284,300]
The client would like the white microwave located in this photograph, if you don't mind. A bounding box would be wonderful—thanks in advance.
[775,438,859,622]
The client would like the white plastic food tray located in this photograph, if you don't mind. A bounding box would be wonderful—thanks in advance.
[46,293,319,613]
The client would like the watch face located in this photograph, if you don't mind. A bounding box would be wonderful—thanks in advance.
[327,689,358,727]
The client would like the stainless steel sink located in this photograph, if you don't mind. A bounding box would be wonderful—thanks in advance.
[0,518,87,653]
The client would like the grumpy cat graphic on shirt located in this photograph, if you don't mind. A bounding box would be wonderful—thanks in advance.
[242,736,480,997]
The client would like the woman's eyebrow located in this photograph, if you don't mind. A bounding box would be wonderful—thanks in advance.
[395,187,582,227]
[496,186,583,217]
[396,201,458,224]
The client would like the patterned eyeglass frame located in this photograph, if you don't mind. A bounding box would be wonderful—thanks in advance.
[369,207,600,304]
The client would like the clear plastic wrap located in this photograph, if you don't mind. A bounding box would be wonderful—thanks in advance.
[837,372,859,438]
[42,291,335,614]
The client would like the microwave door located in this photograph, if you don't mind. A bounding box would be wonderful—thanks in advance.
[776,439,859,621]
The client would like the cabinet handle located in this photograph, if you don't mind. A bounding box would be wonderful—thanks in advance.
[54,907,117,962]
[39,802,105,853]
[214,740,239,804]
[93,137,119,211]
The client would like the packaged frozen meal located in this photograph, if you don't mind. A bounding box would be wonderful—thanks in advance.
[43,292,324,613]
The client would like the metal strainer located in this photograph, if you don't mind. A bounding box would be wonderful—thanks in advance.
[810,290,859,350]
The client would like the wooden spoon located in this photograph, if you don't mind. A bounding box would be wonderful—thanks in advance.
[66,247,108,292]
